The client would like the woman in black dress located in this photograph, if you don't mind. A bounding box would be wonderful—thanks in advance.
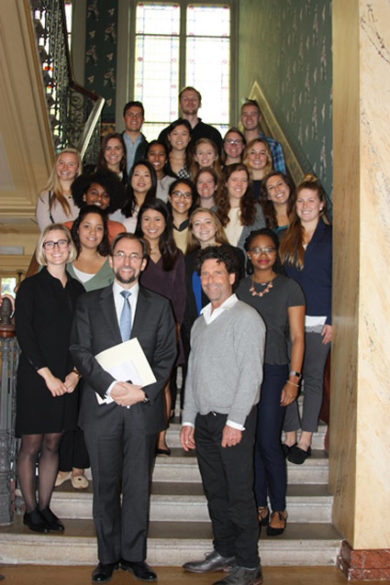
[15,224,85,533]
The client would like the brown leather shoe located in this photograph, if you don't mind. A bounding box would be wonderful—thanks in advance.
[257,506,269,526]
[267,510,287,536]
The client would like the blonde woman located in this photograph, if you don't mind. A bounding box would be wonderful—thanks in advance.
[243,139,273,200]
[36,148,82,231]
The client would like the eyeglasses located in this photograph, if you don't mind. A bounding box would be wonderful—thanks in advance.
[42,239,69,250]
[225,139,243,145]
[249,247,276,255]
[171,191,192,200]
[113,252,142,261]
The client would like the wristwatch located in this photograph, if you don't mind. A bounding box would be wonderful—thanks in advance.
[143,393,150,404]
[289,370,302,379]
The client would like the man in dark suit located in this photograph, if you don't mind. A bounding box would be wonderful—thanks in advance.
[70,233,176,583]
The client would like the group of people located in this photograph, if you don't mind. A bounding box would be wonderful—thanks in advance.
[14,86,332,585]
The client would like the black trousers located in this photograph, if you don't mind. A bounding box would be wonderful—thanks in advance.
[194,407,259,568]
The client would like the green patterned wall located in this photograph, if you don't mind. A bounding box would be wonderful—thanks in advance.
[238,0,333,205]
[84,0,118,123]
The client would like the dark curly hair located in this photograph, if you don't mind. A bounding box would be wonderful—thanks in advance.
[195,245,240,290]
[215,163,256,227]
[71,170,126,213]
[244,227,283,275]
[71,205,110,257]
[135,198,179,272]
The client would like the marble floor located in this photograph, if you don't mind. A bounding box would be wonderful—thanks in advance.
[0,565,386,585]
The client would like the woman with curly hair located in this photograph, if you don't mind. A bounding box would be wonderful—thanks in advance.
[136,199,185,454]
[68,171,126,243]
[243,138,273,200]
[215,163,265,252]
[260,171,296,237]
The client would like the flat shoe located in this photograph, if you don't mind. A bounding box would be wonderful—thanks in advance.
[281,442,295,457]
[39,507,64,532]
[55,470,71,487]
[23,509,49,533]
[71,474,89,489]
[267,510,287,536]
[120,560,157,581]
[287,445,312,464]
[156,447,171,456]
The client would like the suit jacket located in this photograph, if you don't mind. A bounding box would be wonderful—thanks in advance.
[70,284,177,434]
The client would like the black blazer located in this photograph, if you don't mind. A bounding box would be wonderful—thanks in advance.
[70,284,177,434]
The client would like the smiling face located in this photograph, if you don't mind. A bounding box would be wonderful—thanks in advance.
[109,237,147,288]
[226,169,249,202]
[168,124,191,151]
[200,258,235,308]
[265,174,291,206]
[83,183,111,210]
[78,212,104,250]
[194,143,217,168]
[191,211,218,246]
[241,104,261,131]
[196,171,217,200]
[131,164,152,195]
[224,131,245,160]
[247,141,269,171]
[169,182,193,215]
[104,137,124,170]
[296,187,323,225]
[42,228,71,267]
[141,209,165,243]
[147,143,167,175]
[123,105,144,134]
[246,234,277,274]
[56,152,79,182]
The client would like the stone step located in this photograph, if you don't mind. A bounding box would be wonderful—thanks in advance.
[151,448,329,485]
[0,516,342,567]
[166,422,327,451]
[48,483,333,523]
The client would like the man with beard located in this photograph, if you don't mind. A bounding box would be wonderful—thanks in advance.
[70,233,176,583]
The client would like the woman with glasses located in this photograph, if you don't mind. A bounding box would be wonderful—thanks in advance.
[167,178,197,254]
[136,199,185,454]
[279,175,332,464]
[236,228,305,536]
[243,138,273,200]
[15,224,84,533]
[222,127,246,167]
[216,163,265,252]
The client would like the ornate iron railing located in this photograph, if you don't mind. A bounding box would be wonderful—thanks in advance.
[0,309,18,526]
[30,0,104,167]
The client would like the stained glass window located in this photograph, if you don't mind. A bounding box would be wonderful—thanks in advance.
[134,2,231,140]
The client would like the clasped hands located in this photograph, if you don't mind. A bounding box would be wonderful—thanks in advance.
[110,381,144,407]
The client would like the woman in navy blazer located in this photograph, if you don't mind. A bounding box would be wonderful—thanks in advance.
[279,175,332,464]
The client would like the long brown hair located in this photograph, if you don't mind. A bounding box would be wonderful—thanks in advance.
[215,163,257,227]
[42,148,81,216]
[279,174,328,270]
[191,138,222,181]
[259,171,296,229]
[242,138,273,179]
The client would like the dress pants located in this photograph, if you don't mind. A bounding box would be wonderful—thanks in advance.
[284,330,330,433]
[194,407,259,568]
[84,405,157,564]
[255,364,288,511]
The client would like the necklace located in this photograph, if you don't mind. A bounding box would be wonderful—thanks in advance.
[249,278,274,298]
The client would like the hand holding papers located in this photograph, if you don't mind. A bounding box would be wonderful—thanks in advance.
[95,338,156,405]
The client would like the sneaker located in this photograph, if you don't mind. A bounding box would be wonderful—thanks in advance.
[182,550,236,573]
[213,564,263,585]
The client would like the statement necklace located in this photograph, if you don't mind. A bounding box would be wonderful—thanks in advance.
[249,277,274,298]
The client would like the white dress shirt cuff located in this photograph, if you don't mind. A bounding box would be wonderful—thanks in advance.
[226,419,245,431]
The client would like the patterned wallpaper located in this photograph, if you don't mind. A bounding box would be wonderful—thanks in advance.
[238,0,333,208]
[84,0,118,122]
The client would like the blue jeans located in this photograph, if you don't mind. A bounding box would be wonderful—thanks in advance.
[255,363,288,511]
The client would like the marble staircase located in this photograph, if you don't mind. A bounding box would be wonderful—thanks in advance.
[0,420,342,567]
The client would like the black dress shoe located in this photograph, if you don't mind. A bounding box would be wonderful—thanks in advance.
[287,444,312,464]
[91,562,118,583]
[120,560,157,582]
[156,447,171,456]
[183,550,236,573]
[39,507,64,532]
[23,509,49,533]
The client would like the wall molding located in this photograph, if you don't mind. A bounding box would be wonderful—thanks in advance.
[248,81,304,186]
